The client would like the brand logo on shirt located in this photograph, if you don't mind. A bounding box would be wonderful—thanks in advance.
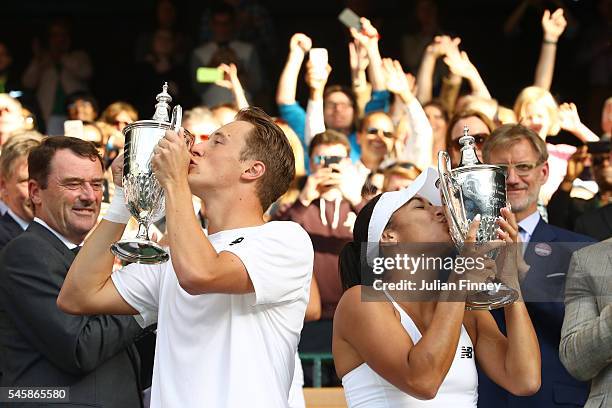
[229,237,244,246]
[460,346,473,359]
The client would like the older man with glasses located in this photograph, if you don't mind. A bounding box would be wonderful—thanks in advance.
[477,123,595,408]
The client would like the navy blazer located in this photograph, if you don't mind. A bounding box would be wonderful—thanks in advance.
[477,219,595,408]
[0,212,24,251]
[0,221,144,407]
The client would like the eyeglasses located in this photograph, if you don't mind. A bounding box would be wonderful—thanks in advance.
[452,133,489,149]
[494,161,543,176]
[366,128,394,139]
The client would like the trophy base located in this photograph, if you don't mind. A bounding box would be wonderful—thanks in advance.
[465,281,519,310]
[111,239,169,264]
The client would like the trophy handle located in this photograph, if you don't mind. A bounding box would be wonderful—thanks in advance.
[437,151,468,239]
[171,105,182,132]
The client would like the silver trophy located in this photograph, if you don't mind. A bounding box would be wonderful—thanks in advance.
[110,83,194,264]
[437,126,518,310]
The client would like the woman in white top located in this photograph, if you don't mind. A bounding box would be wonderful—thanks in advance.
[333,168,541,407]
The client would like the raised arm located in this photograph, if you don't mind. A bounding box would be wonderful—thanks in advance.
[443,47,491,99]
[416,36,461,104]
[559,102,599,142]
[560,250,612,381]
[304,59,330,144]
[276,33,312,105]
[351,18,385,92]
[383,58,433,169]
[216,63,249,109]
[349,39,371,117]
[534,9,567,90]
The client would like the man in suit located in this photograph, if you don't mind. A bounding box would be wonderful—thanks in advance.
[0,136,144,407]
[0,133,42,249]
[559,238,612,408]
[478,124,595,407]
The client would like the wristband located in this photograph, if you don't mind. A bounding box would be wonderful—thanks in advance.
[543,39,557,45]
[103,187,132,224]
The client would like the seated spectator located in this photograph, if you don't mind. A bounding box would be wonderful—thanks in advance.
[190,2,263,107]
[0,133,43,248]
[65,92,98,122]
[99,101,138,132]
[0,93,25,147]
[22,18,92,135]
[133,28,192,117]
[446,109,495,166]
[382,161,422,192]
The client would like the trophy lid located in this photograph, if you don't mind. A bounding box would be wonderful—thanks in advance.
[457,125,483,167]
[152,82,172,123]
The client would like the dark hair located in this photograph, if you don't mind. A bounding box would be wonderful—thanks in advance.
[423,100,449,123]
[483,123,548,163]
[446,109,495,150]
[65,91,99,116]
[28,136,103,189]
[324,85,358,132]
[308,130,351,158]
[235,107,295,211]
[339,194,382,291]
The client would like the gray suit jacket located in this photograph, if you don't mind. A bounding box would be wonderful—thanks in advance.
[560,239,612,408]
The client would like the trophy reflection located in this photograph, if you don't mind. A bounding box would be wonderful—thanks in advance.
[110,83,194,264]
[437,126,519,310]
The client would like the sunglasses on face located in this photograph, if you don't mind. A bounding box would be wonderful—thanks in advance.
[366,128,394,139]
[452,133,489,149]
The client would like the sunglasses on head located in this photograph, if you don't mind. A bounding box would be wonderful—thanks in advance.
[366,127,394,139]
[453,133,489,149]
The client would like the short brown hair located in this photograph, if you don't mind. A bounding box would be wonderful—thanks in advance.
[0,133,43,180]
[235,107,295,210]
[28,136,104,189]
[446,109,496,149]
[482,124,549,163]
[308,130,351,158]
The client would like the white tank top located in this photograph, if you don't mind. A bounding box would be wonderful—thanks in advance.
[341,296,478,407]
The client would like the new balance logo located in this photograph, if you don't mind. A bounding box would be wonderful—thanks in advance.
[460,346,473,358]
[229,237,244,246]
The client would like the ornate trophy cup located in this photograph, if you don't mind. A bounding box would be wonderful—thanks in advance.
[437,126,519,310]
[110,83,194,264]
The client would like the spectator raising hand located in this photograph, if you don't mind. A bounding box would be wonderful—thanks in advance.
[542,8,567,43]
[382,58,415,105]
[349,39,370,116]
[349,18,385,92]
[443,47,491,99]
[215,63,249,109]
[558,102,599,142]
[416,35,461,104]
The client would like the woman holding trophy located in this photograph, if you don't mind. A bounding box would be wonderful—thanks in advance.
[332,167,541,407]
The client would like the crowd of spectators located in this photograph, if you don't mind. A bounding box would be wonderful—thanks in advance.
[0,0,610,403]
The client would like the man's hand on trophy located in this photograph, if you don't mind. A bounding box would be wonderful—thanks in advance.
[110,153,124,187]
[152,128,191,188]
